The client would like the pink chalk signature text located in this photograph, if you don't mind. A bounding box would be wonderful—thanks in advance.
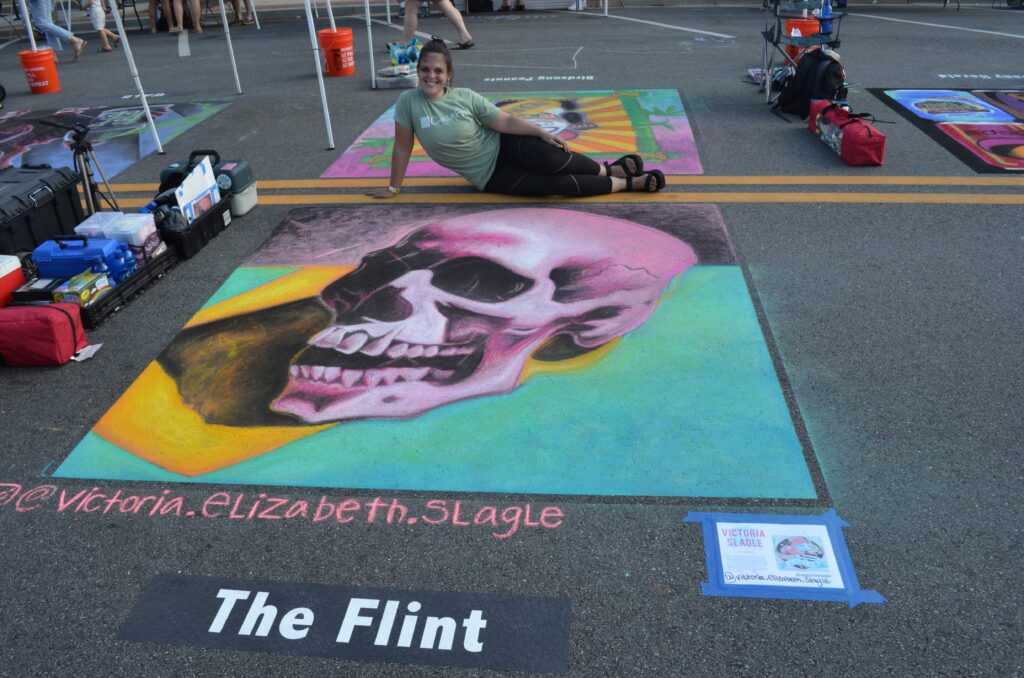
[0,483,564,539]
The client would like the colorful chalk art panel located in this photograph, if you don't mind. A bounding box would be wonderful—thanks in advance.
[57,204,820,501]
[323,90,702,178]
[0,102,232,178]
[872,89,1024,172]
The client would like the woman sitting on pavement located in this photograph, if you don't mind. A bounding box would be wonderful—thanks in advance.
[371,39,665,199]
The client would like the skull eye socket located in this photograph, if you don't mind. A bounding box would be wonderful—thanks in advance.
[430,256,534,303]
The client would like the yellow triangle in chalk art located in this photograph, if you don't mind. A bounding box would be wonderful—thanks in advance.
[185,266,356,328]
[92,362,336,477]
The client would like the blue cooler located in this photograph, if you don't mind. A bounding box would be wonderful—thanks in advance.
[32,236,137,285]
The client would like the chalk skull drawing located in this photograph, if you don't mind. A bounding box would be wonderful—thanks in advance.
[271,208,697,423]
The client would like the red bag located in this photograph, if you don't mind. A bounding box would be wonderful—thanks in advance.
[0,303,88,366]
[808,100,886,166]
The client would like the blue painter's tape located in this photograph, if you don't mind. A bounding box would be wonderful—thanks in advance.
[682,509,886,608]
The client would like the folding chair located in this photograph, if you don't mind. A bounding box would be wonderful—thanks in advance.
[119,0,146,30]
[0,1,20,41]
[760,0,846,103]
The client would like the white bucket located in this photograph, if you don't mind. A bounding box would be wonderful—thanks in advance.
[230,182,258,217]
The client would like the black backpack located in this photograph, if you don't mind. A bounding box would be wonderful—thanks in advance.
[776,50,847,118]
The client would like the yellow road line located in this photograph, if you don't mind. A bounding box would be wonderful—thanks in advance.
[106,175,1024,192]
[110,192,1024,208]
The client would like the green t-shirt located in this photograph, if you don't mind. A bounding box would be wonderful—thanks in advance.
[394,87,502,190]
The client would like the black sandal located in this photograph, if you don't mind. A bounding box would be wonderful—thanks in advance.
[604,153,643,178]
[626,170,665,192]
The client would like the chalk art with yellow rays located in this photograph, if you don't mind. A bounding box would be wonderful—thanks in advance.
[322,90,702,179]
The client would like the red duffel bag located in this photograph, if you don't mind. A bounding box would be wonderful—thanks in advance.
[808,100,886,166]
[0,303,88,366]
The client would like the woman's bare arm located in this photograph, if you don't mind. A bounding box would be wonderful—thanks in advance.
[369,121,416,198]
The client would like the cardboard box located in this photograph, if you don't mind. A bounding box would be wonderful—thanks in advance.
[52,270,113,307]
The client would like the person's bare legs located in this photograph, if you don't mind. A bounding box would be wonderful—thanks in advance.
[171,0,184,31]
[398,0,470,46]
[98,28,116,49]
[189,0,202,31]
[69,35,87,59]
[433,0,472,44]
[398,5,417,42]
[157,0,174,30]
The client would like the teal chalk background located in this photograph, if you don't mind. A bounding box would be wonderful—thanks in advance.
[57,266,816,499]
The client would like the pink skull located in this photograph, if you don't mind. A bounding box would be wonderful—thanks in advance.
[271,208,696,423]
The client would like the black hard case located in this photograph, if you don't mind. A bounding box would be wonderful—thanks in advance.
[0,166,85,255]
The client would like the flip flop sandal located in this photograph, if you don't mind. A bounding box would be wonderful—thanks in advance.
[604,153,643,177]
[99,46,113,52]
[626,169,665,192]
[449,40,474,50]
[73,39,87,60]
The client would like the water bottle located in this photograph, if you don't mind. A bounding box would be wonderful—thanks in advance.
[820,0,833,35]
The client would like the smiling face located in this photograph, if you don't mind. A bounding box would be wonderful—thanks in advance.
[270,208,698,425]
[417,52,450,99]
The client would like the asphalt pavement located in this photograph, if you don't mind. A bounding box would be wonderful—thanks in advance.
[0,2,1022,676]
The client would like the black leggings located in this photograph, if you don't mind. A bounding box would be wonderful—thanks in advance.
[483,134,613,197]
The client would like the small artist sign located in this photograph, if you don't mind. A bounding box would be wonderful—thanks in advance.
[119,574,571,673]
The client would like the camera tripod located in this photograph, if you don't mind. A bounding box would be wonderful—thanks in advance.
[38,118,120,216]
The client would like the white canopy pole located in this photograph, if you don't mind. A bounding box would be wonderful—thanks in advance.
[106,0,164,153]
[249,0,261,29]
[302,0,335,149]
[325,0,336,30]
[16,0,38,51]
[365,0,376,89]
[217,0,243,94]
[385,0,391,25]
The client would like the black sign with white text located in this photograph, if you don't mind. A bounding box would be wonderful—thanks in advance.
[118,574,571,673]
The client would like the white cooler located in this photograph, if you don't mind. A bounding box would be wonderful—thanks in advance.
[74,211,125,239]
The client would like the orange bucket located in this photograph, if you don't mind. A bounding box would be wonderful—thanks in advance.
[19,48,60,94]
[784,18,820,63]
[318,28,355,77]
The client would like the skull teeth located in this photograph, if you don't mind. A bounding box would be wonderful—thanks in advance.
[311,326,476,358]
[289,364,449,387]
